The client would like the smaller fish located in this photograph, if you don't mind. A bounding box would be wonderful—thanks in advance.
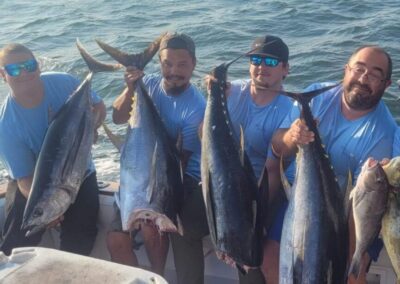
[382,156,400,188]
[381,191,400,282]
[349,158,389,278]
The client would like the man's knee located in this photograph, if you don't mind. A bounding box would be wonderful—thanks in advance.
[106,231,132,253]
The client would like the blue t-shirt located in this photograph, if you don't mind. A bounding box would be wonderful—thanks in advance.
[0,72,102,180]
[393,127,400,157]
[142,73,205,180]
[227,79,293,179]
[281,82,397,189]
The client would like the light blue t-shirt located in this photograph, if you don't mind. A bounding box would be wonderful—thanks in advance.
[0,72,102,180]
[227,79,293,179]
[393,127,400,157]
[281,82,397,189]
[142,73,205,180]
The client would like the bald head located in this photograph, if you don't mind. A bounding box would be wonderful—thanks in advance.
[0,43,35,66]
[348,45,392,80]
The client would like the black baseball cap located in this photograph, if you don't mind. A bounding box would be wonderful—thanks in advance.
[159,33,195,58]
[247,35,289,62]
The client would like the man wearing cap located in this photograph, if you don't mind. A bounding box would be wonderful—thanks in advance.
[226,35,293,284]
[204,35,293,283]
[109,32,207,281]
[272,46,396,283]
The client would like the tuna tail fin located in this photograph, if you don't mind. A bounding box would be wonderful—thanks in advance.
[96,33,165,69]
[76,39,122,73]
[282,83,340,106]
[102,123,124,152]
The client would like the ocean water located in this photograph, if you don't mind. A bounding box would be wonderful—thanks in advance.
[0,0,399,181]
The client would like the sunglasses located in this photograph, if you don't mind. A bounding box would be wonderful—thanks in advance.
[249,55,280,67]
[3,58,38,77]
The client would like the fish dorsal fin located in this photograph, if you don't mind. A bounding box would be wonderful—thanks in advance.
[344,170,353,220]
[174,132,185,184]
[258,165,269,229]
[102,123,124,152]
[280,156,291,200]
[176,132,183,157]
[147,141,159,203]
[239,125,245,166]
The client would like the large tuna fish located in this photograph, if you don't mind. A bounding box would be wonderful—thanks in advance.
[349,158,389,277]
[279,85,349,284]
[96,34,184,233]
[201,56,266,271]
[21,42,118,236]
[382,157,400,281]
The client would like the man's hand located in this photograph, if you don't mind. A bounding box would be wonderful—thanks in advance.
[286,119,315,146]
[203,74,231,97]
[125,66,144,92]
[47,215,64,228]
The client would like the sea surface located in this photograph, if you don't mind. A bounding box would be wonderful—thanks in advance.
[0,0,399,181]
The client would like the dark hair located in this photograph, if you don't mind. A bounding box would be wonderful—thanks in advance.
[349,45,392,80]
[159,33,196,61]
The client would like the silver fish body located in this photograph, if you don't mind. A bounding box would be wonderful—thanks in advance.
[119,84,183,233]
[201,63,264,269]
[22,74,94,236]
[349,158,389,278]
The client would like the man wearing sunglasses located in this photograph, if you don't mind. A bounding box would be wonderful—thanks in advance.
[0,43,106,256]
[203,35,293,284]
[271,46,397,283]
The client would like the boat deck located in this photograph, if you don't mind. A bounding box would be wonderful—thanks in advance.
[0,182,397,283]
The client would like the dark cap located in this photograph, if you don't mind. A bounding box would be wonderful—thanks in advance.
[159,33,196,58]
[247,35,289,62]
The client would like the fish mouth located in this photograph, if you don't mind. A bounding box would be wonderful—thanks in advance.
[128,210,180,234]
[23,223,46,237]
[366,157,379,169]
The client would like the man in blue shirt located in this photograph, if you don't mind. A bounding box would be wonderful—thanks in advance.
[109,33,206,281]
[223,35,293,284]
[0,43,106,256]
[272,45,396,283]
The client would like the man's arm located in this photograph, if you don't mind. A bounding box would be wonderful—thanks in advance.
[271,119,315,158]
[113,67,144,125]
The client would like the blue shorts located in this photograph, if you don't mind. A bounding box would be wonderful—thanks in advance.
[267,201,288,242]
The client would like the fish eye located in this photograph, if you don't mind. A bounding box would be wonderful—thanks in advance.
[33,208,43,218]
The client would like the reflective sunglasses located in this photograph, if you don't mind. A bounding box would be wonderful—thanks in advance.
[249,55,280,67]
[3,58,38,77]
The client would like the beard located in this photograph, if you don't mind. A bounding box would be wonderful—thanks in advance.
[343,81,384,110]
[164,75,189,95]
